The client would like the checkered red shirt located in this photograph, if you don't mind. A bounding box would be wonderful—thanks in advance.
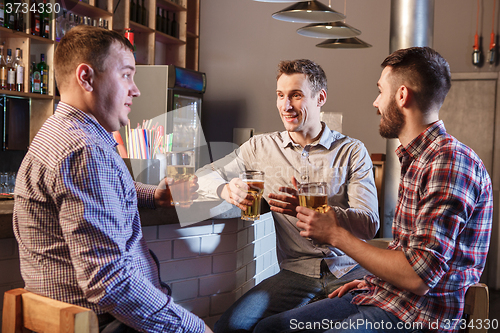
[353,121,492,332]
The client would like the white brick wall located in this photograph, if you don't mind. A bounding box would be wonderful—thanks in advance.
[0,212,279,329]
[153,212,279,325]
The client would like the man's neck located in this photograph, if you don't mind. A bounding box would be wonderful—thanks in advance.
[289,122,325,147]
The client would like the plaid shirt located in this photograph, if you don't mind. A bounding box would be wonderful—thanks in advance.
[352,121,492,332]
[13,102,204,333]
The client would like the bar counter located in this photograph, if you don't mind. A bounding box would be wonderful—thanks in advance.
[0,198,278,327]
[0,199,244,239]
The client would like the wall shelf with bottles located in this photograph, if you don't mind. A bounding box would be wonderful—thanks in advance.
[113,0,199,69]
[0,0,199,156]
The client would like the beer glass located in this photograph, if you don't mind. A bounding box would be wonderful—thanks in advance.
[298,182,328,213]
[166,151,195,206]
[240,170,265,221]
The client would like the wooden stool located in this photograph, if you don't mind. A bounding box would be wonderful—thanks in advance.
[2,288,98,333]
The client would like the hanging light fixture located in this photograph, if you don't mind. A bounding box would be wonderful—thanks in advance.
[272,1,346,23]
[316,37,372,48]
[297,21,360,38]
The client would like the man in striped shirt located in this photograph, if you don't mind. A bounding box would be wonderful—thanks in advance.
[13,25,212,333]
[253,47,492,332]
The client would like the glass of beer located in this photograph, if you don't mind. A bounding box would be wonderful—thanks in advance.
[166,151,195,206]
[298,182,328,213]
[240,170,265,221]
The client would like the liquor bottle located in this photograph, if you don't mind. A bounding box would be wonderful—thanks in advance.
[41,0,50,38]
[5,0,16,29]
[38,53,48,94]
[0,46,7,89]
[31,61,41,93]
[31,0,41,36]
[15,9,23,32]
[130,0,136,23]
[164,10,170,35]
[0,0,4,27]
[141,0,147,26]
[14,48,24,92]
[135,0,141,25]
[156,7,161,31]
[171,12,179,38]
[6,49,15,91]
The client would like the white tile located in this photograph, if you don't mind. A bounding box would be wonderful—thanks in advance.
[160,257,211,281]
[200,235,221,254]
[199,272,236,296]
[236,229,248,250]
[158,222,213,240]
[146,240,172,261]
[235,266,248,289]
[213,219,239,234]
[177,297,210,318]
[173,237,201,258]
[212,252,237,274]
[210,233,237,254]
[171,278,199,301]
[141,226,158,241]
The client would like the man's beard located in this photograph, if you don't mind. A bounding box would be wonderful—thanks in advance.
[379,98,405,139]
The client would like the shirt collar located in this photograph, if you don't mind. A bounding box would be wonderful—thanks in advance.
[282,122,342,149]
[55,102,117,148]
[396,120,446,160]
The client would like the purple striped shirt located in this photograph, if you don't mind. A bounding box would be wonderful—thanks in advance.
[13,102,204,333]
[353,121,492,332]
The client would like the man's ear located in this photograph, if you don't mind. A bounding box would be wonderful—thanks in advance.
[317,89,327,107]
[396,85,410,108]
[76,63,94,92]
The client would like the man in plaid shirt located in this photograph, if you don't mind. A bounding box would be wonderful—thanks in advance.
[253,47,493,332]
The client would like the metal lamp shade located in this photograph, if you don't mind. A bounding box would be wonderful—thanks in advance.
[316,37,372,48]
[297,21,361,38]
[272,1,346,23]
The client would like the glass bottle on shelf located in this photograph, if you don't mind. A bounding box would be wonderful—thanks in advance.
[5,0,16,29]
[141,0,147,26]
[0,0,4,26]
[130,0,136,23]
[165,10,170,35]
[135,0,141,24]
[15,5,23,31]
[156,7,161,31]
[31,61,41,93]
[42,0,50,38]
[171,12,179,38]
[38,53,48,95]
[0,46,7,90]
[14,48,24,92]
[6,49,15,91]
[31,0,41,36]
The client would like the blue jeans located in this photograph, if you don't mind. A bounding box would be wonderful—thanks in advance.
[213,263,370,333]
[253,292,423,333]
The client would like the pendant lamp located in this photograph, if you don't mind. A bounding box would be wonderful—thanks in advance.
[297,21,360,38]
[316,37,372,48]
[272,1,346,23]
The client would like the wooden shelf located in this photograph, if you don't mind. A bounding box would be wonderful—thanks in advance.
[0,0,199,150]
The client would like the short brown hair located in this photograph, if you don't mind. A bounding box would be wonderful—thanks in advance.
[277,59,327,96]
[54,25,134,91]
[381,47,451,112]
